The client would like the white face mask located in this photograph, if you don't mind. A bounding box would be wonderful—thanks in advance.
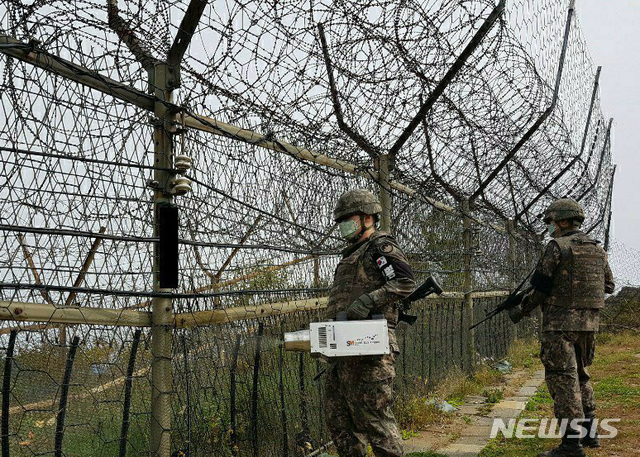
[547,223,556,236]
[339,219,359,241]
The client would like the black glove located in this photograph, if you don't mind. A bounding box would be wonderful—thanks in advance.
[508,304,525,324]
[346,294,375,320]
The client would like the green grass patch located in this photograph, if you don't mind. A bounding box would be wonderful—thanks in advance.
[480,331,640,457]
[405,452,449,457]
[505,338,540,370]
[445,397,466,408]
[482,388,504,404]
[436,366,504,405]
[595,376,640,402]
[401,429,420,440]
[396,396,450,431]
[480,434,550,457]
[525,386,552,412]
[477,404,493,416]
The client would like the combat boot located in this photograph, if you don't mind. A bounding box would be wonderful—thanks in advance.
[580,416,601,448]
[538,430,585,457]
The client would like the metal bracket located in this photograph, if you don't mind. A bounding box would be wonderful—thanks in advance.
[166,65,181,90]
[27,38,42,52]
[146,179,161,190]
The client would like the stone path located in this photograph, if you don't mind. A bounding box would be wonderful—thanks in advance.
[404,369,546,457]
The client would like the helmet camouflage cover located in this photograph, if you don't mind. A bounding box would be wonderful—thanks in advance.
[543,198,585,224]
[333,189,382,222]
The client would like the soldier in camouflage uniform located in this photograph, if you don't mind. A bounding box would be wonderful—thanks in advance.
[509,199,614,457]
[324,189,416,457]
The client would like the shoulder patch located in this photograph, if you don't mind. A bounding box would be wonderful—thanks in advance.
[379,242,394,254]
[376,256,388,268]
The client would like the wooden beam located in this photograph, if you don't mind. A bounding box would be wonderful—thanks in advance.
[215,255,314,290]
[282,192,313,247]
[16,233,68,342]
[0,288,508,329]
[0,301,151,327]
[64,227,106,306]
[172,290,510,328]
[188,111,463,218]
[192,244,216,282]
[215,215,262,279]
[173,297,328,328]
[17,234,54,304]
[0,323,51,335]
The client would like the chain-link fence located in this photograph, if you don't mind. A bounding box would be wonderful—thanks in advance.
[0,0,632,456]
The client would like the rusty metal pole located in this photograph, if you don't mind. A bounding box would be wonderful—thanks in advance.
[150,63,174,457]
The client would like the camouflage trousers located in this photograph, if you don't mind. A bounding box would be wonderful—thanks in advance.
[325,354,403,457]
[540,331,596,422]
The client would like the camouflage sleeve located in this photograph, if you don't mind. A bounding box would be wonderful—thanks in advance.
[604,254,615,294]
[520,241,561,315]
[366,238,416,307]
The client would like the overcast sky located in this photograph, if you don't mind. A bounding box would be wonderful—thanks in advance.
[576,1,640,253]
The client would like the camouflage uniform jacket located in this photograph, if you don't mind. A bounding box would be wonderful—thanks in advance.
[521,229,615,331]
[326,230,416,352]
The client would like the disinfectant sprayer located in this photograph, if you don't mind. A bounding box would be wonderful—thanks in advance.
[283,276,443,358]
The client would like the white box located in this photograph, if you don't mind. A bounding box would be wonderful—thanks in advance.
[309,319,390,357]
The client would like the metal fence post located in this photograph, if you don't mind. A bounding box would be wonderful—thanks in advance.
[150,63,175,457]
[603,165,616,252]
[462,199,475,373]
[55,336,81,457]
[379,154,392,233]
[120,329,143,457]
[1,330,17,457]
[506,219,517,339]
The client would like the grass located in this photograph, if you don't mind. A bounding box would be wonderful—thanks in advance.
[506,337,540,372]
[482,388,504,404]
[397,339,541,447]
[397,395,454,432]
[438,364,505,405]
[479,331,640,457]
[361,446,448,457]
[405,452,448,457]
[524,387,552,412]
[396,364,506,432]
[596,376,640,401]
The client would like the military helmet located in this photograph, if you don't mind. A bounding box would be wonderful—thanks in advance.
[333,189,382,222]
[543,198,585,224]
